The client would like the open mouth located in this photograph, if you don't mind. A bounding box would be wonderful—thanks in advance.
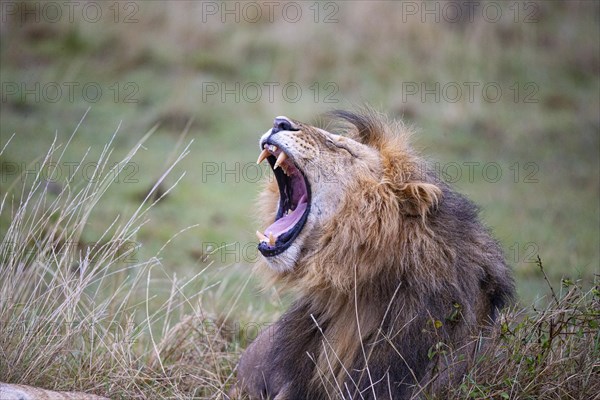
[256,143,311,257]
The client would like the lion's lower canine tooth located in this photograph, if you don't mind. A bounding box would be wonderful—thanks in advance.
[268,233,276,246]
[257,149,269,164]
[256,231,268,242]
[274,151,288,169]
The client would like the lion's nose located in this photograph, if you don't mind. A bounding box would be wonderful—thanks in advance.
[272,116,297,134]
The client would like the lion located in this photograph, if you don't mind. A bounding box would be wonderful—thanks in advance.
[237,110,514,399]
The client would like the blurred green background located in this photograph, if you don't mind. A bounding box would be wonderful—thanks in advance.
[1,1,598,312]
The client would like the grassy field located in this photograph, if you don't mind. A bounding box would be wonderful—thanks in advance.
[1,1,598,398]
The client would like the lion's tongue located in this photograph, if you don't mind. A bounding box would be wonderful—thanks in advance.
[265,195,307,238]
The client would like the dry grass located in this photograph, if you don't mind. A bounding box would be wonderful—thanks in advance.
[0,114,238,399]
[438,265,599,400]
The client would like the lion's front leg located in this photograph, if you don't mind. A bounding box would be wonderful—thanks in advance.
[237,321,286,398]
[236,301,320,399]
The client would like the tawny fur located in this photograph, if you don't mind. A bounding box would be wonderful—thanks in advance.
[239,110,514,399]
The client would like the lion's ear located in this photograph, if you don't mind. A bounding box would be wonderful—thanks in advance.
[399,182,442,217]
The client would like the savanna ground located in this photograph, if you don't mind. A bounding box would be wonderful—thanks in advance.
[0,1,598,399]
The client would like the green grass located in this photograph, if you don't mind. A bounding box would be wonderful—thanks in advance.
[0,1,599,397]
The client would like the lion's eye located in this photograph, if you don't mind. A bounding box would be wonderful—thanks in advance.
[325,138,336,148]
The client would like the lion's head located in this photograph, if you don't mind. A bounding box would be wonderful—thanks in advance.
[256,111,442,292]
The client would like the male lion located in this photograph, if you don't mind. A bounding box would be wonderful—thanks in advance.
[238,111,514,399]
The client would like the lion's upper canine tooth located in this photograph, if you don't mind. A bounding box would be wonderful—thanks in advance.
[274,151,288,169]
[257,149,269,164]
[256,230,268,242]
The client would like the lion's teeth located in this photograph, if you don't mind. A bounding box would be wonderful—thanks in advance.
[269,145,278,152]
[256,230,268,242]
[257,149,269,164]
[274,151,288,170]
[259,231,277,246]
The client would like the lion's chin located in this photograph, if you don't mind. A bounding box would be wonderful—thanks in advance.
[261,242,301,273]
